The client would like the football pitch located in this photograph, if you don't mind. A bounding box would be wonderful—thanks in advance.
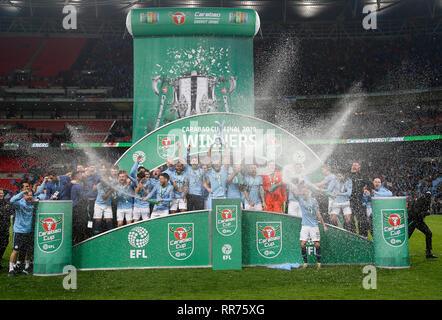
[0,215,440,300]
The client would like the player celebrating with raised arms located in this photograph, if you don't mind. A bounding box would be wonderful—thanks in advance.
[92,174,114,235]
[170,161,188,214]
[292,185,328,269]
[115,171,134,227]
[328,172,353,230]
[131,171,152,222]
[184,145,205,211]
[147,172,174,218]
[203,144,229,210]
[243,164,266,211]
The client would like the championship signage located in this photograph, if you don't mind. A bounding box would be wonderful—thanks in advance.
[215,205,238,236]
[372,197,410,268]
[168,223,194,260]
[126,7,260,141]
[72,211,210,270]
[382,209,407,247]
[116,113,324,185]
[33,201,72,276]
[211,199,242,270]
[37,214,64,253]
[256,221,282,259]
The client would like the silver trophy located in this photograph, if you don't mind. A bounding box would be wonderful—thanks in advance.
[214,120,225,147]
[152,71,237,129]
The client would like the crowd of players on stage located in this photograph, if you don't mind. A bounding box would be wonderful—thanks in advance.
[1,144,438,276]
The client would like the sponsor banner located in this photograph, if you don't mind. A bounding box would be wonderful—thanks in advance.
[128,8,259,37]
[211,198,242,270]
[72,211,210,270]
[256,221,282,259]
[372,197,410,268]
[72,210,375,270]
[33,201,72,276]
[242,211,374,266]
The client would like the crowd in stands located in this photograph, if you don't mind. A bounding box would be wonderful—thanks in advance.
[1,35,441,98]
[255,36,442,96]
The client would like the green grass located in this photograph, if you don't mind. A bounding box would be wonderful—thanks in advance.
[1,215,441,300]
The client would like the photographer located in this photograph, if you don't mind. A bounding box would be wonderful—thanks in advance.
[408,191,438,259]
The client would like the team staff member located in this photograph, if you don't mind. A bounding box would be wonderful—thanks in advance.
[362,177,393,236]
[71,171,88,245]
[349,162,369,236]
[0,189,13,270]
[408,191,438,259]
[8,189,40,277]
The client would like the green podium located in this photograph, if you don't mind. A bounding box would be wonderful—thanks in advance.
[33,200,72,276]
[372,197,410,268]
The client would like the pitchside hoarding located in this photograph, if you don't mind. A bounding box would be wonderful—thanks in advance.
[72,209,375,270]
[371,197,410,268]
[33,201,72,276]
[211,198,242,270]
[126,8,260,141]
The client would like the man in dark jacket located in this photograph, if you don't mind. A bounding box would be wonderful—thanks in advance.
[349,162,370,236]
[408,191,437,259]
[0,188,14,270]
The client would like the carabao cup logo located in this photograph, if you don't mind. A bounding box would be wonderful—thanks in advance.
[37,213,63,253]
[382,210,406,247]
[168,223,194,260]
[157,135,177,159]
[216,205,238,236]
[169,12,188,25]
[256,221,282,259]
[128,226,150,248]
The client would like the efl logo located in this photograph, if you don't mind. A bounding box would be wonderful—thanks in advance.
[169,12,188,25]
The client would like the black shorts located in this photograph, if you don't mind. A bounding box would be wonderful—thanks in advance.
[12,232,32,252]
